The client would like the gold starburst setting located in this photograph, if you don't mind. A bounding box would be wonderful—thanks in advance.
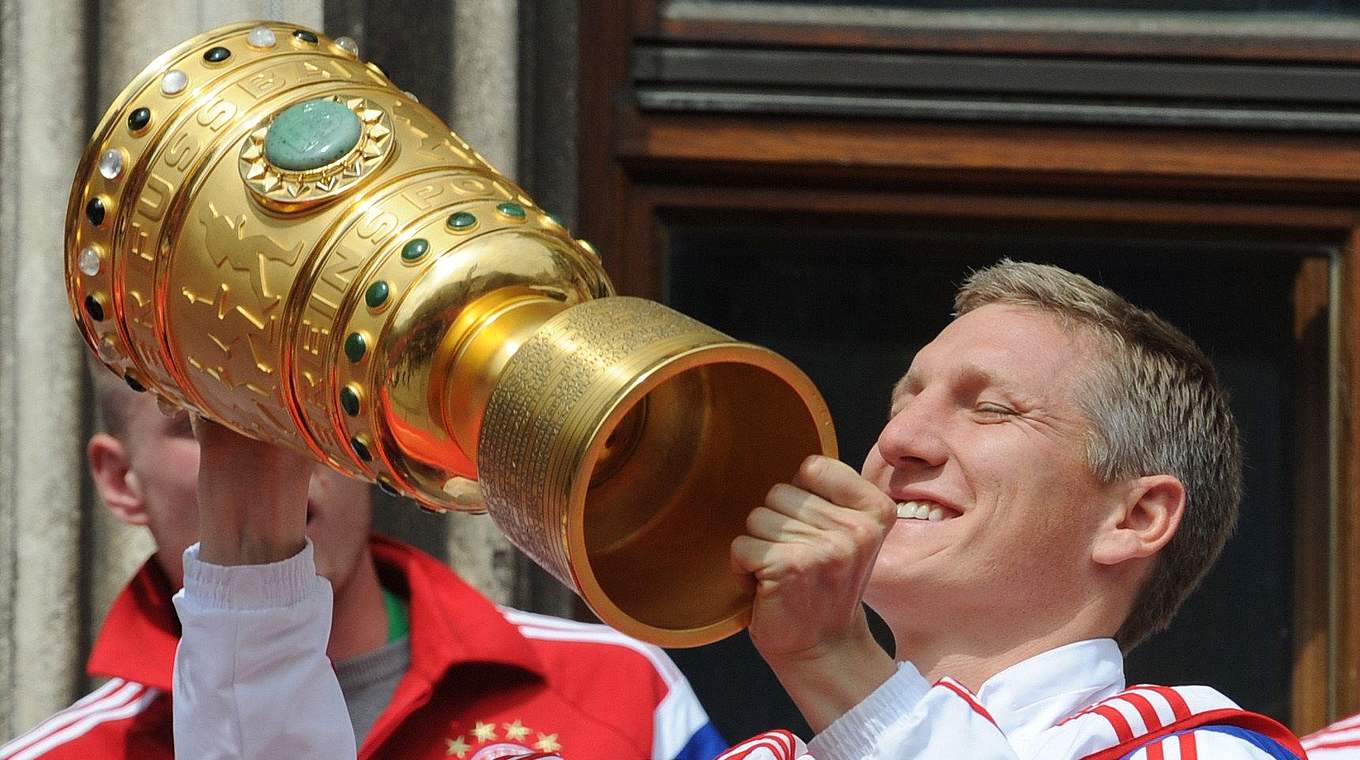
[238,95,394,212]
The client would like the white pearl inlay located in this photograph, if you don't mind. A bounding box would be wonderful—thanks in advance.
[161,69,188,96]
[98,149,124,180]
[78,246,102,276]
[248,26,277,48]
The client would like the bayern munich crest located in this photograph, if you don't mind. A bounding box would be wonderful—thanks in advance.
[444,719,561,759]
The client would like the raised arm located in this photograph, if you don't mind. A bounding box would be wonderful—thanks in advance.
[170,418,356,759]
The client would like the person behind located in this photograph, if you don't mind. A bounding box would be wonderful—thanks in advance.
[0,369,724,760]
[1303,714,1360,757]
[719,261,1307,759]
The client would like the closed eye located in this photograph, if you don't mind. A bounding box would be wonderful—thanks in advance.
[974,402,1016,419]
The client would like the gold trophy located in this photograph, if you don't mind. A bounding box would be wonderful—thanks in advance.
[65,22,835,647]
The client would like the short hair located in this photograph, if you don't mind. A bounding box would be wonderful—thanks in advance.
[87,358,143,437]
[954,260,1241,651]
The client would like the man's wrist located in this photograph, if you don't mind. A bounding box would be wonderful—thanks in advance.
[763,619,897,732]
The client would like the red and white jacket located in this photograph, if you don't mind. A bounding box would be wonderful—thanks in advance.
[718,639,1305,760]
[1,536,724,760]
[1304,712,1360,758]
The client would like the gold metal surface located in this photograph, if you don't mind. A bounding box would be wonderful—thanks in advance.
[65,21,836,646]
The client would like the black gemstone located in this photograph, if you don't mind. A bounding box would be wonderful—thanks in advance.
[344,332,366,363]
[203,46,231,63]
[86,197,106,226]
[293,29,318,44]
[351,436,372,462]
[84,295,104,321]
[376,478,400,497]
[124,375,146,393]
[340,385,361,416]
[127,107,151,132]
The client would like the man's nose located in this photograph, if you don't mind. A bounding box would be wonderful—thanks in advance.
[875,396,948,469]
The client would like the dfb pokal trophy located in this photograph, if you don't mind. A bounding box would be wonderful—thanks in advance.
[64,22,835,647]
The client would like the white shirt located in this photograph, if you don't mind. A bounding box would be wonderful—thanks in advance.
[1303,713,1360,758]
[807,639,1296,760]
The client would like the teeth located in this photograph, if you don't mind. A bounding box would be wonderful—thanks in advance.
[895,500,949,521]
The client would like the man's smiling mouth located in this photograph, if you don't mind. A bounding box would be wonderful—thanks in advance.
[895,500,959,522]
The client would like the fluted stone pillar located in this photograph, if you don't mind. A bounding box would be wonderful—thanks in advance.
[0,0,91,737]
[0,0,321,740]
[443,0,522,606]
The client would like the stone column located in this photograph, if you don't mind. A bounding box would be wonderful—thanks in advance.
[0,0,90,737]
[0,0,321,739]
[443,0,522,606]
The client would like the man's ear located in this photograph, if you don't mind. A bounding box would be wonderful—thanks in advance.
[88,433,149,526]
[1091,475,1185,566]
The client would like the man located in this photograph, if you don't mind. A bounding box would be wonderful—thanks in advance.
[0,371,723,760]
[1303,714,1360,757]
[718,260,1307,759]
[168,260,1305,759]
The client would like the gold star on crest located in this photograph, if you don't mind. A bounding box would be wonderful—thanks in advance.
[447,717,556,757]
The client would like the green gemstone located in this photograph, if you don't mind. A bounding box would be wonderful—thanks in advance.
[496,202,526,219]
[447,211,477,231]
[340,385,361,416]
[344,332,367,362]
[365,281,390,309]
[264,99,362,171]
[401,238,429,261]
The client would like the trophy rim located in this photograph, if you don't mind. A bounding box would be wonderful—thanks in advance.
[563,340,838,649]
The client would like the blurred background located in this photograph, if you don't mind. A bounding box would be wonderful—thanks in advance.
[3,0,1360,745]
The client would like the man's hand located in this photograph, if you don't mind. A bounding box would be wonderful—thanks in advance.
[192,416,312,566]
[730,455,898,731]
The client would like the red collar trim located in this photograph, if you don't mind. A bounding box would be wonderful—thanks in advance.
[86,535,547,690]
[368,535,545,682]
[86,557,180,691]
[1079,708,1306,760]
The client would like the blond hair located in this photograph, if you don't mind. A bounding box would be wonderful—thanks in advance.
[955,260,1241,651]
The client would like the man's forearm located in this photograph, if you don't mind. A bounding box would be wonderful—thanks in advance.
[763,613,897,733]
[191,416,309,566]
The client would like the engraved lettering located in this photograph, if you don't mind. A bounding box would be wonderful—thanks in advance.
[355,208,398,244]
[319,261,360,298]
[138,174,174,222]
[128,220,154,262]
[402,183,444,211]
[298,61,331,84]
[452,177,491,196]
[300,323,329,356]
[196,97,238,132]
[240,70,283,99]
[164,131,199,171]
[310,293,339,321]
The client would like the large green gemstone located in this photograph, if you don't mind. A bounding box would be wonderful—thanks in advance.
[265,99,362,171]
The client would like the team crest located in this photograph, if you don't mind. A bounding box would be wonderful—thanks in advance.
[444,719,561,759]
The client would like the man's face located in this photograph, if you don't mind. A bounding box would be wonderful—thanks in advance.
[95,394,373,589]
[862,304,1120,631]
